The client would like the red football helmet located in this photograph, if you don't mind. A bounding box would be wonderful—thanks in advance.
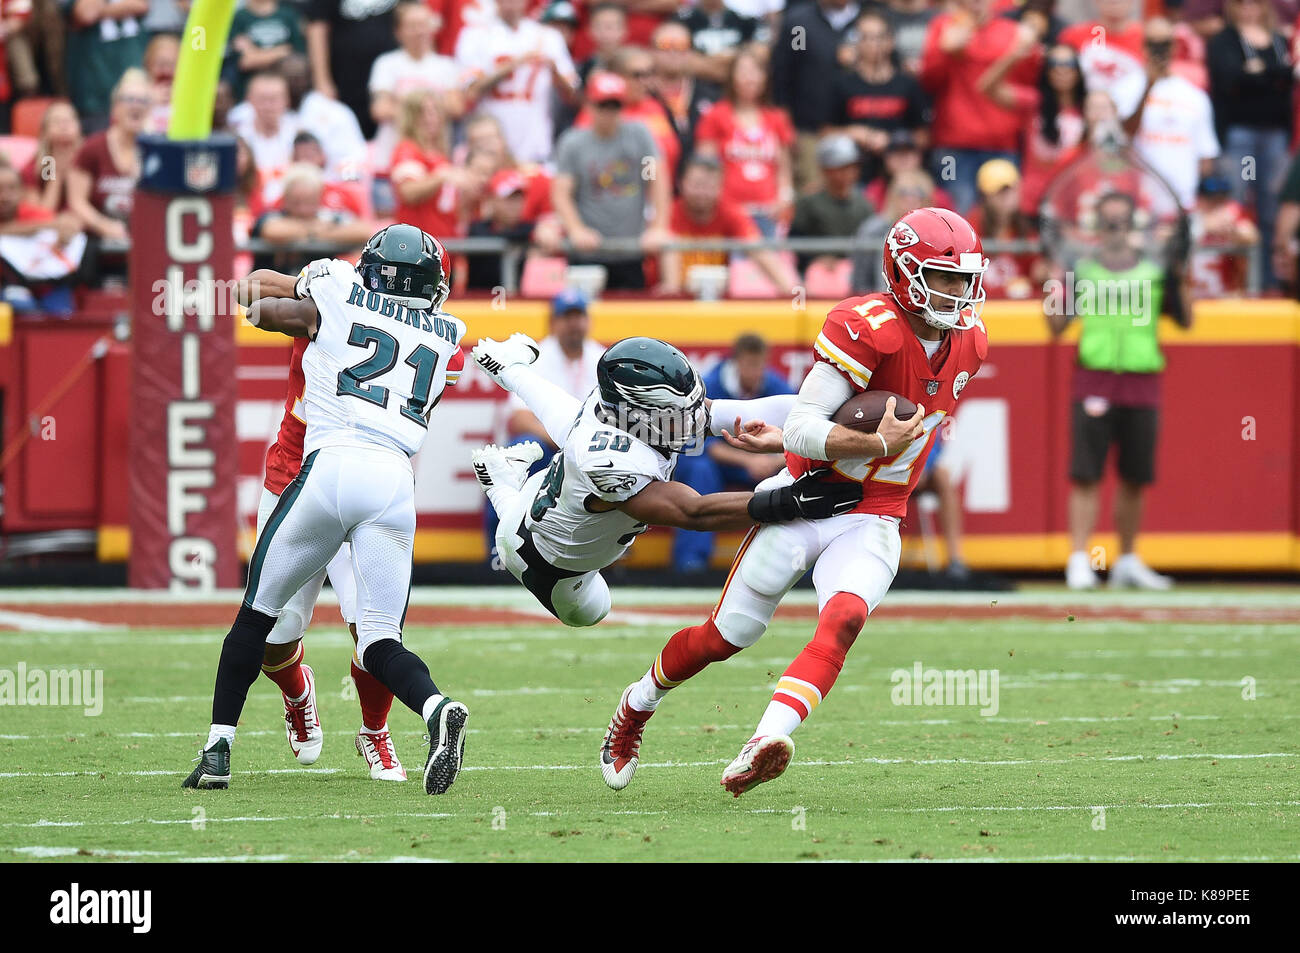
[881,207,988,330]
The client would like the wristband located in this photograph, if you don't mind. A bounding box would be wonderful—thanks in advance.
[876,432,889,457]
[748,486,795,524]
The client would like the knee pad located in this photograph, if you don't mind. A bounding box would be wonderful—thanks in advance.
[266,604,310,645]
[713,607,769,649]
[556,579,610,628]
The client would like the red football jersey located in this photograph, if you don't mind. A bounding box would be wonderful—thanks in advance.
[262,336,465,495]
[786,293,989,518]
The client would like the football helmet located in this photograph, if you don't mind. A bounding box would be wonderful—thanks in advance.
[596,337,707,453]
[881,207,987,331]
[356,224,450,312]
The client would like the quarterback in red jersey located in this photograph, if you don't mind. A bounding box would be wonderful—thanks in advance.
[250,262,465,783]
[599,207,989,795]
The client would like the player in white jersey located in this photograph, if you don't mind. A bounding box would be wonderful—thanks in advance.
[454,0,579,164]
[184,225,471,796]
[469,335,865,627]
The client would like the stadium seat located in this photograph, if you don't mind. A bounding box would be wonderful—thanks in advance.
[726,252,796,299]
[803,257,853,299]
[11,97,57,139]
[520,255,569,298]
[0,135,38,171]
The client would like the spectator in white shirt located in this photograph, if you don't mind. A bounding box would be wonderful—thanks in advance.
[230,71,300,178]
[369,2,467,175]
[282,54,369,180]
[455,0,580,164]
[1118,17,1220,208]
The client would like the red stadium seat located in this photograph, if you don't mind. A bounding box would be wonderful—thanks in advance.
[803,257,853,300]
[0,135,38,171]
[520,255,568,298]
[727,252,796,299]
[10,97,58,139]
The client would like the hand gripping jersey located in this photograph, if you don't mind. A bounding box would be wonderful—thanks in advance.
[264,295,465,493]
[787,292,988,518]
[520,391,677,573]
[299,260,467,460]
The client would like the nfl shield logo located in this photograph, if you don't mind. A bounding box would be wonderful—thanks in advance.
[184,149,218,192]
[926,380,940,396]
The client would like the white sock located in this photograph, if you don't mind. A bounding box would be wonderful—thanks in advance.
[206,724,236,749]
[421,694,445,724]
[359,723,389,736]
[628,668,666,712]
[753,700,802,739]
[484,481,521,515]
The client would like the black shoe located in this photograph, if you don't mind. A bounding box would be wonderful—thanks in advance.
[423,698,469,795]
[182,738,231,789]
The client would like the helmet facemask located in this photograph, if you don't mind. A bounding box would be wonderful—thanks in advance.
[888,252,987,331]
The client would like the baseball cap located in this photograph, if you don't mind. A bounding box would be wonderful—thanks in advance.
[490,169,526,199]
[552,287,588,315]
[586,71,627,105]
[885,129,919,153]
[976,158,1020,197]
[541,1,579,24]
[816,134,859,170]
[1198,174,1231,197]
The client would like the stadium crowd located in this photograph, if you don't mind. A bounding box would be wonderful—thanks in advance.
[0,0,1294,306]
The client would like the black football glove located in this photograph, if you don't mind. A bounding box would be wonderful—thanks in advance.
[747,468,863,523]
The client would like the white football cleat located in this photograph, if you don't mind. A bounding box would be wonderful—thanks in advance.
[721,734,793,798]
[355,728,407,781]
[472,442,543,510]
[1066,551,1099,590]
[1109,553,1173,590]
[472,333,540,390]
[600,683,654,791]
[283,664,323,764]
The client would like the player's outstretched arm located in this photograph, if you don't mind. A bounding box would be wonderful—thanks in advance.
[783,362,924,461]
[246,297,320,339]
[237,268,298,306]
[614,470,862,531]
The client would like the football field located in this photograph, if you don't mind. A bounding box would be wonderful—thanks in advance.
[1,586,1297,863]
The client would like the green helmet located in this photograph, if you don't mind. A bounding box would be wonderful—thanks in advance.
[596,337,707,452]
[356,224,450,312]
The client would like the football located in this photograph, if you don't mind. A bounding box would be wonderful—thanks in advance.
[832,390,918,434]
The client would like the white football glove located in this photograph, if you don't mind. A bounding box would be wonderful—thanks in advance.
[294,258,333,300]
[472,333,541,390]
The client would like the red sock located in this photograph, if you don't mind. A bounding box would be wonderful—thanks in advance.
[352,657,394,731]
[652,618,741,690]
[262,642,307,700]
[771,593,868,720]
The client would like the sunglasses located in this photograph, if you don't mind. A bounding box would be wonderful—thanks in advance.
[1048,56,1077,68]
[654,38,690,52]
[1099,220,1131,232]
[594,99,622,109]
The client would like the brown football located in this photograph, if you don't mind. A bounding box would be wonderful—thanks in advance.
[832,391,918,434]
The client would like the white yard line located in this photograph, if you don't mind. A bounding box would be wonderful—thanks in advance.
[0,610,122,632]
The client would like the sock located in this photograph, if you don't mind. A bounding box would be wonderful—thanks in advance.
[205,724,236,749]
[362,638,441,720]
[754,593,868,738]
[502,363,583,445]
[352,655,395,731]
[629,618,741,711]
[212,605,278,727]
[262,641,308,701]
[484,480,521,516]
[421,693,446,723]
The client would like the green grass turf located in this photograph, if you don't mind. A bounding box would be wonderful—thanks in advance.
[1,604,1298,862]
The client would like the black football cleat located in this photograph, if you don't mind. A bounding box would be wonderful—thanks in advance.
[182,738,231,789]
[422,698,469,795]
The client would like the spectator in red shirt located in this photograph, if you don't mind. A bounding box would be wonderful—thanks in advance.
[1020,43,1086,219]
[966,158,1044,298]
[23,101,82,214]
[1190,173,1259,295]
[663,153,794,295]
[830,8,931,185]
[919,0,1045,213]
[693,48,794,237]
[390,89,469,243]
[252,163,375,273]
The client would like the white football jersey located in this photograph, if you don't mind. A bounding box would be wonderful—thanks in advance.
[522,392,677,572]
[301,260,466,459]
